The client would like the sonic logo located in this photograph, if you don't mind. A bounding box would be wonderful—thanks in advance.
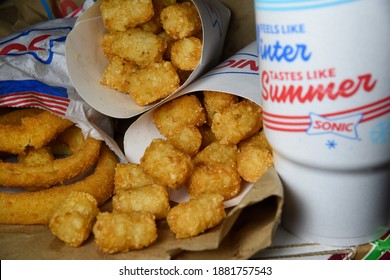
[0,26,72,64]
[0,35,51,54]
[307,113,362,139]
[215,58,259,72]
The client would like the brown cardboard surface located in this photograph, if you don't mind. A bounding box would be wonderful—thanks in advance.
[218,0,256,59]
[0,166,283,260]
[0,0,85,37]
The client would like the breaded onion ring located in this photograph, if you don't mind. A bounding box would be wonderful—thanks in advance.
[0,144,117,225]
[0,108,73,154]
[0,125,101,191]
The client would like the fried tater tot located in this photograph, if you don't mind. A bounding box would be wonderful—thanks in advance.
[112,184,170,220]
[188,163,241,200]
[212,100,263,145]
[193,141,238,168]
[126,61,180,105]
[171,36,202,71]
[167,193,226,239]
[93,211,157,254]
[152,95,206,136]
[140,0,177,34]
[140,138,194,189]
[166,125,202,156]
[203,91,239,126]
[160,2,202,39]
[237,144,273,183]
[109,28,166,67]
[101,32,116,58]
[49,192,99,247]
[101,56,139,93]
[100,0,154,32]
[114,163,156,192]
[238,129,273,153]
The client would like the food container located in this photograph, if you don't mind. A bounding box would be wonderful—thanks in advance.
[254,0,390,246]
[65,0,231,118]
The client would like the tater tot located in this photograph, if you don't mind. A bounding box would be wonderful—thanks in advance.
[212,100,263,144]
[126,61,180,105]
[188,163,241,200]
[170,36,202,71]
[114,163,156,192]
[112,184,170,220]
[160,2,202,39]
[93,211,157,254]
[140,138,194,189]
[49,192,99,247]
[203,91,239,126]
[109,28,166,67]
[193,141,238,168]
[101,32,116,58]
[140,0,177,34]
[100,0,154,32]
[100,56,138,93]
[152,95,206,136]
[167,193,226,239]
[238,129,273,153]
[165,124,202,156]
[237,144,273,183]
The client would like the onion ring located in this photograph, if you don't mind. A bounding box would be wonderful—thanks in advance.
[0,144,117,225]
[0,125,101,191]
[0,108,73,154]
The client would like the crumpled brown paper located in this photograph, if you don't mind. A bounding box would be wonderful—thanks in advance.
[0,0,84,38]
[0,166,283,260]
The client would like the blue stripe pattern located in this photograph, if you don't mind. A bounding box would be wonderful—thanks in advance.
[255,0,358,11]
[0,80,68,98]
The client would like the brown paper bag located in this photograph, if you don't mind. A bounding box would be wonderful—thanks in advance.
[0,0,84,37]
[0,166,283,260]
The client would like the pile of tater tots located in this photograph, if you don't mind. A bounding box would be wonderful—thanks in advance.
[102,91,273,254]
[100,0,203,105]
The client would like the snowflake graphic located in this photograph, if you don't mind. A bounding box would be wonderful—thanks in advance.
[370,121,390,144]
[326,139,337,149]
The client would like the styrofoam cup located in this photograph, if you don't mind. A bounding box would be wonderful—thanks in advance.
[254,0,390,246]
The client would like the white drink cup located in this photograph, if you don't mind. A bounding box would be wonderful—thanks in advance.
[254,0,390,246]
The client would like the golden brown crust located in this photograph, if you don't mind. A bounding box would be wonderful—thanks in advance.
[160,2,202,40]
[166,193,226,239]
[0,108,73,154]
[49,191,99,247]
[93,211,157,254]
[0,126,102,191]
[140,138,194,189]
[112,184,170,220]
[211,100,263,145]
[170,36,202,71]
[0,144,117,225]
[100,0,154,32]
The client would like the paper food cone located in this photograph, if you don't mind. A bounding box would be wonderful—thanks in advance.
[65,0,231,118]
